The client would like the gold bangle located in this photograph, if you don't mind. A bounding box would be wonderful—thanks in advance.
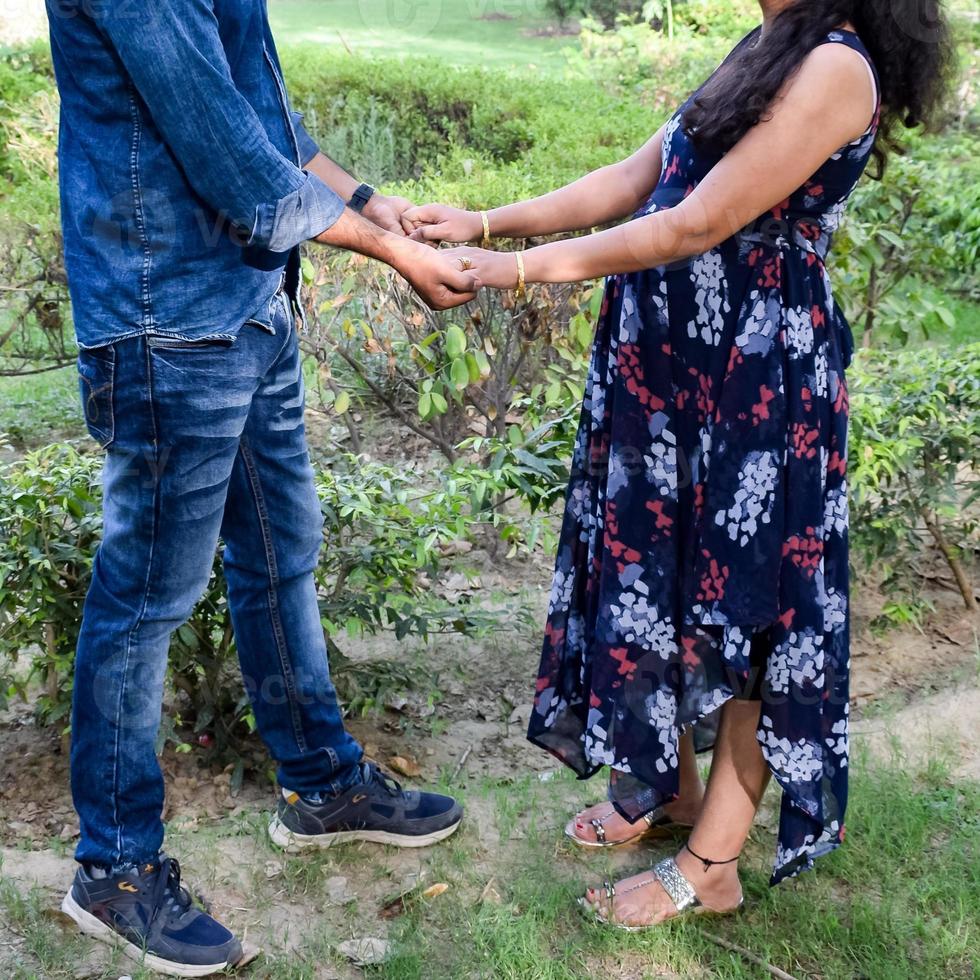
[515,251,526,300]
[480,210,491,249]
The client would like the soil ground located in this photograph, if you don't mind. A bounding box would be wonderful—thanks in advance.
[1,539,977,979]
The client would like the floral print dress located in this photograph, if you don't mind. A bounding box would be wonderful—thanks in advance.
[528,29,880,884]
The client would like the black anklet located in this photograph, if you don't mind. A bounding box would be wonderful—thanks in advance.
[684,842,740,872]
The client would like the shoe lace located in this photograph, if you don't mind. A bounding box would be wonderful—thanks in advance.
[147,857,195,926]
[364,762,402,797]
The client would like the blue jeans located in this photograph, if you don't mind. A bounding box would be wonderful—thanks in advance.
[72,291,363,868]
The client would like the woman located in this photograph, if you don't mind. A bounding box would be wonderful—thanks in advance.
[405,0,951,928]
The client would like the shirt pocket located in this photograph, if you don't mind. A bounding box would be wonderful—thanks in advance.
[77,345,116,449]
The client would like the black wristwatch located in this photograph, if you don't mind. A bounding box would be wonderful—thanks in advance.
[348,183,376,214]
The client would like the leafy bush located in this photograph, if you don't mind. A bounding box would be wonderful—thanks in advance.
[0,445,536,763]
[543,0,579,26]
[299,247,594,463]
[0,42,68,372]
[282,48,657,205]
[832,134,980,345]
[849,344,980,616]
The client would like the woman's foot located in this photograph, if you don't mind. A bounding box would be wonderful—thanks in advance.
[583,847,743,929]
[565,796,702,847]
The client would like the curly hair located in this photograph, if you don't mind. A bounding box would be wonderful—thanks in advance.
[682,0,955,176]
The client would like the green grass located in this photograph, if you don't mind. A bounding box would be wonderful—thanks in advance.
[371,754,980,979]
[269,0,575,69]
[0,364,83,450]
[3,752,976,979]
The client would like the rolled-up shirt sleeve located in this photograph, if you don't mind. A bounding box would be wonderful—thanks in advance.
[250,172,344,253]
[96,0,344,251]
[291,111,322,168]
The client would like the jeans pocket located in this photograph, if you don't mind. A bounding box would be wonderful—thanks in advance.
[146,335,236,351]
[77,345,116,448]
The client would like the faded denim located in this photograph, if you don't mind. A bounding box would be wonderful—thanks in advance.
[46,0,345,350]
[72,294,363,868]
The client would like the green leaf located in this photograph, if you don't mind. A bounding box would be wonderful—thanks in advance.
[474,350,492,379]
[445,325,467,359]
[450,357,470,391]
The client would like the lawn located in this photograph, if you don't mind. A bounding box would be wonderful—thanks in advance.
[268,0,575,68]
[2,746,978,979]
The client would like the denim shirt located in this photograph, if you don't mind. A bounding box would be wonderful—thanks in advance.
[46,0,346,350]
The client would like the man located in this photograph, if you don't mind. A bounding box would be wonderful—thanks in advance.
[46,1,477,974]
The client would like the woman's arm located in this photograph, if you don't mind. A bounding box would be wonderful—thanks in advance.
[404,127,665,243]
[449,43,876,287]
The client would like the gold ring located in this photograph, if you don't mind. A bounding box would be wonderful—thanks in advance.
[458,256,473,271]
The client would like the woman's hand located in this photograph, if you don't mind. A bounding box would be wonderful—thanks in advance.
[403,205,484,244]
[442,246,520,291]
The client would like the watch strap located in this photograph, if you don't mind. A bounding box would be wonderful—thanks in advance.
[348,183,376,214]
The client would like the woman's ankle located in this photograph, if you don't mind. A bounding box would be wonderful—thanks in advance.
[674,845,743,909]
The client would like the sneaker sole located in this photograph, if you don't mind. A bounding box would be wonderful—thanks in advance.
[61,890,235,979]
[267,814,462,852]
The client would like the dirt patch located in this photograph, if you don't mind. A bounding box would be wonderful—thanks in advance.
[523,24,582,38]
[857,683,980,780]
[1,543,976,852]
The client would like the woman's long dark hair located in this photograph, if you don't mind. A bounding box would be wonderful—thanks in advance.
[682,0,954,175]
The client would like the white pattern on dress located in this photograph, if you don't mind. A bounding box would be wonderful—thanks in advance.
[687,250,731,346]
[713,450,778,546]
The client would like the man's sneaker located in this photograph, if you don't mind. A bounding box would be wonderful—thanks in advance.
[268,762,463,851]
[61,856,243,978]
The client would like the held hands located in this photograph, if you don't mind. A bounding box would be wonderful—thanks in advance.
[360,195,481,310]
[441,247,520,291]
[402,204,484,244]
[372,198,521,305]
[362,193,416,237]
[394,241,482,311]
[402,205,524,291]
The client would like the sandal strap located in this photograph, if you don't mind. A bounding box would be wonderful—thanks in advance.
[591,818,607,842]
[652,857,701,913]
[642,806,667,827]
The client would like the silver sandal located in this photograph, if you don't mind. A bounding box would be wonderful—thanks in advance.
[564,805,691,849]
[580,856,744,932]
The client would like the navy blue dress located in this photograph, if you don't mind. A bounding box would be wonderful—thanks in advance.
[528,29,879,884]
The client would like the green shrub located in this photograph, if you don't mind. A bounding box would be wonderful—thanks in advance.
[299,246,594,464]
[282,48,659,205]
[0,444,537,761]
[0,41,55,185]
[849,344,980,618]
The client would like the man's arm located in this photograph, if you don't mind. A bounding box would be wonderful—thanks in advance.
[96,0,341,251]
[291,111,412,235]
[95,0,473,306]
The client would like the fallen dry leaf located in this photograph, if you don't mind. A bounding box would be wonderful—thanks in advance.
[388,755,422,778]
[422,883,449,900]
[233,942,263,970]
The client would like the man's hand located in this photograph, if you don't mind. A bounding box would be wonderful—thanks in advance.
[403,204,484,244]
[362,194,415,236]
[392,240,482,310]
[315,210,479,310]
